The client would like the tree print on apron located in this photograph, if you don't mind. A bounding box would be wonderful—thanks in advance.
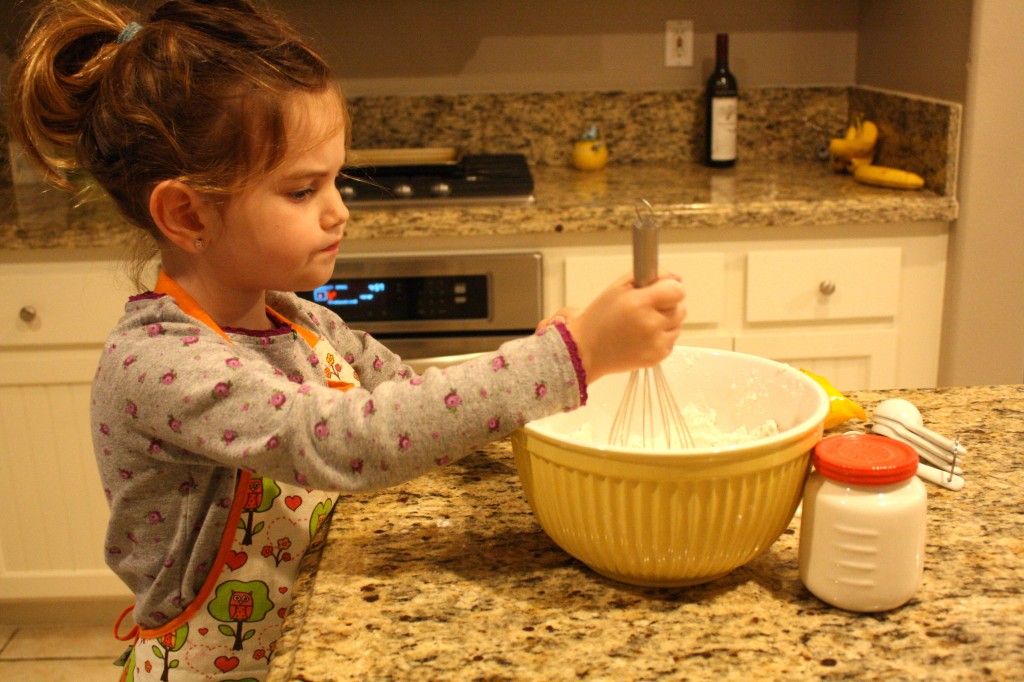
[114,272,354,681]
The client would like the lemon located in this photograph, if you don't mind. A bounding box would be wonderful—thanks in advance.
[572,140,609,171]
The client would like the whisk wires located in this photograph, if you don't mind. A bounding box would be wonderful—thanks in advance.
[608,367,694,449]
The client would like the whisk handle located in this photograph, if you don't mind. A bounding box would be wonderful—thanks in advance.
[633,199,659,288]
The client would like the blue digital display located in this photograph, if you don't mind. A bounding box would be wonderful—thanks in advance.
[299,275,488,322]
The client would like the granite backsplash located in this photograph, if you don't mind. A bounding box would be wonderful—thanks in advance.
[2,85,959,196]
[345,85,958,196]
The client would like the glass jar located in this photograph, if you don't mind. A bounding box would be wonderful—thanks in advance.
[798,433,927,612]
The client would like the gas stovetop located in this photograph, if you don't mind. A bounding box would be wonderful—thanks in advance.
[337,150,534,207]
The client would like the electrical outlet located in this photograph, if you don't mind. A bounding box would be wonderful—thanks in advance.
[665,19,693,67]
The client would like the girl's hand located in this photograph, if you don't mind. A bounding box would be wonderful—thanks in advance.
[535,308,577,333]
[567,272,686,382]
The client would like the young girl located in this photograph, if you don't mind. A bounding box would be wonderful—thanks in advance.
[8,1,686,679]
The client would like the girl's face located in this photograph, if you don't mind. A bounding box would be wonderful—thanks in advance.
[201,90,349,297]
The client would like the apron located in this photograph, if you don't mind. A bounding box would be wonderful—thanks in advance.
[114,272,357,681]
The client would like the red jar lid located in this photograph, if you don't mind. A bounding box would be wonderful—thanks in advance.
[813,434,918,486]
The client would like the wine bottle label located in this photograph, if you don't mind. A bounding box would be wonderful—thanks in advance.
[710,96,738,161]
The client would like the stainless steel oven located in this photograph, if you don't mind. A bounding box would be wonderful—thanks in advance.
[297,251,544,372]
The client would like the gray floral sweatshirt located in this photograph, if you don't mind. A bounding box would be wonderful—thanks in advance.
[91,290,585,627]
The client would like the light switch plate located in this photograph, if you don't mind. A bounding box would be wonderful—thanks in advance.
[665,20,694,67]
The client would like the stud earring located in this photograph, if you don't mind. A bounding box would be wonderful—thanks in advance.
[193,237,204,251]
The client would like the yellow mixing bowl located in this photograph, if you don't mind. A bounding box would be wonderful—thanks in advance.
[511,346,829,587]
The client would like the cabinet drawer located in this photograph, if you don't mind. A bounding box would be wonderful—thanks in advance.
[0,261,134,348]
[745,247,901,323]
[564,252,725,326]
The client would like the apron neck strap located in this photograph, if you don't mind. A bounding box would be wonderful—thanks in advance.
[154,270,319,348]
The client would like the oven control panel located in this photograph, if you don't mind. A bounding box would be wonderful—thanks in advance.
[296,252,543,362]
[306,274,488,322]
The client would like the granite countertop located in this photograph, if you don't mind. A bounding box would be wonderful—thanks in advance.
[268,384,1022,681]
[0,159,957,253]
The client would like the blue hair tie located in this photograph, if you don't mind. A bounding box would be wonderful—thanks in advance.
[116,21,143,44]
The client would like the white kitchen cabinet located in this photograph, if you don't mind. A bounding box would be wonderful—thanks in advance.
[0,260,134,600]
[555,221,948,391]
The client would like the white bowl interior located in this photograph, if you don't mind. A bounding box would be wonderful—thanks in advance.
[528,346,828,453]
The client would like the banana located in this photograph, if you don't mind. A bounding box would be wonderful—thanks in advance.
[828,117,879,159]
[853,164,925,190]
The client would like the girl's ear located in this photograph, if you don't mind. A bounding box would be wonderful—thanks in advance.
[149,180,213,253]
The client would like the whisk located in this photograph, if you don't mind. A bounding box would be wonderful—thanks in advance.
[607,200,694,449]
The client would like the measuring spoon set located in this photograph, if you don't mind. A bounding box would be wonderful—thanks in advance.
[870,398,965,491]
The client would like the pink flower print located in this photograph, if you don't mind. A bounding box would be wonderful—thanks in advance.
[226,357,242,369]
[295,471,309,485]
[444,390,462,412]
[147,511,163,524]
[344,353,355,364]
[146,323,163,337]
[436,455,450,466]
[123,355,136,369]
[178,478,196,495]
[373,356,384,371]
[99,423,111,436]
[307,352,320,367]
[269,391,287,410]
[487,416,501,432]
[410,376,424,386]
[491,355,508,371]
[363,400,376,417]
[398,434,412,451]
[182,336,199,345]
[212,381,231,398]
[535,382,548,399]
[168,415,182,432]
[124,400,138,418]
[287,372,304,384]
[148,439,162,455]
[119,469,133,480]
[298,384,311,395]
[266,435,281,450]
[314,420,330,439]
[161,370,176,385]
[349,459,364,474]
[222,429,237,444]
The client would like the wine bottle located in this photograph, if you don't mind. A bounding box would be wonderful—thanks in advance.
[705,33,738,167]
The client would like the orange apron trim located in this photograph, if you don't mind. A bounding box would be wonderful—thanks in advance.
[134,471,253,640]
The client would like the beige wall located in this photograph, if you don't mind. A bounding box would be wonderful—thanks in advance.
[856,0,971,103]
[252,0,861,95]
[939,0,1024,385]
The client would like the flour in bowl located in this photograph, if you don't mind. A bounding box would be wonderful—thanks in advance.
[571,403,779,450]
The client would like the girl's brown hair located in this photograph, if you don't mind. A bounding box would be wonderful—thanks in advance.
[7,0,343,279]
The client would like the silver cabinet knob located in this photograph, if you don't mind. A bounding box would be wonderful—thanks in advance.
[818,280,836,296]
[19,306,38,322]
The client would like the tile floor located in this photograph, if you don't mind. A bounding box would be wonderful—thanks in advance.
[0,624,125,681]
